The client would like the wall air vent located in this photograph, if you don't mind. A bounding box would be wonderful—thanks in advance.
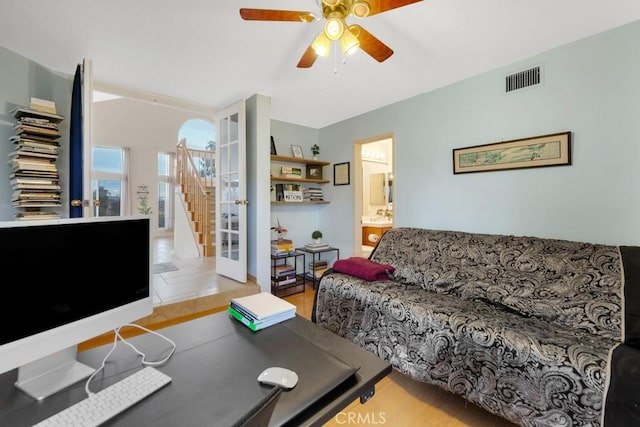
[505,65,542,93]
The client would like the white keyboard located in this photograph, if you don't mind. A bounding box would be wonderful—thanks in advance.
[33,366,172,427]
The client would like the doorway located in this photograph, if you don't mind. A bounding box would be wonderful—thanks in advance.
[353,134,394,257]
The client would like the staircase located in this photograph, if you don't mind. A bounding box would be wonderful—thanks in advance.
[176,139,215,257]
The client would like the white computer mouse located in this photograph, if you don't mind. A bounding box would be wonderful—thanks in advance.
[257,367,298,389]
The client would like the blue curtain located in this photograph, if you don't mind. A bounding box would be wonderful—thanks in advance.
[69,64,83,218]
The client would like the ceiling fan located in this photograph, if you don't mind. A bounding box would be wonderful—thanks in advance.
[239,0,423,68]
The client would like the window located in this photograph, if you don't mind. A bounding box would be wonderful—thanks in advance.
[157,152,174,230]
[179,118,216,182]
[91,146,128,217]
[179,119,215,151]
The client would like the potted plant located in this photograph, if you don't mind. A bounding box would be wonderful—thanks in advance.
[311,144,320,160]
[311,230,323,243]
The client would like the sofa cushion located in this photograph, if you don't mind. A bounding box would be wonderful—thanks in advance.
[369,227,622,341]
[333,256,395,281]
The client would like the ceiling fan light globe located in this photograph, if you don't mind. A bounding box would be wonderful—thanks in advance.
[351,1,370,18]
[324,17,345,40]
[312,31,332,57]
[340,29,360,56]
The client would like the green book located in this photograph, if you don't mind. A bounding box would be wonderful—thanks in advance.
[227,305,295,331]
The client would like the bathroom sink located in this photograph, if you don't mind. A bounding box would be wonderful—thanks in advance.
[362,220,393,227]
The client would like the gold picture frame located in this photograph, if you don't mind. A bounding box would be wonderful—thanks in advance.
[453,131,571,174]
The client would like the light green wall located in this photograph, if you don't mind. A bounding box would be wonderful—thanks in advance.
[0,45,71,221]
[319,20,640,255]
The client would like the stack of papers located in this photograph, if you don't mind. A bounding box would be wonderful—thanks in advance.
[228,292,296,331]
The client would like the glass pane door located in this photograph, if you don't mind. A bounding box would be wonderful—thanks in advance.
[91,179,123,217]
[215,101,246,282]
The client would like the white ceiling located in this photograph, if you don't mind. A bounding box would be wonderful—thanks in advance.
[1,1,640,129]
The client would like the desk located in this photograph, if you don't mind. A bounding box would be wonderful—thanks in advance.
[296,246,339,289]
[0,312,391,427]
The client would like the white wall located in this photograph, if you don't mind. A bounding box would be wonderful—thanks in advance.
[318,20,640,255]
[92,98,214,238]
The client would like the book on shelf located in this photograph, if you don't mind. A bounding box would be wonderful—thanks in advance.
[309,259,328,268]
[272,250,296,257]
[271,239,293,254]
[10,136,60,148]
[14,124,61,138]
[274,272,296,281]
[304,242,331,251]
[12,201,62,208]
[274,264,295,276]
[29,97,57,115]
[308,260,329,279]
[273,276,297,286]
[9,150,58,160]
[14,211,61,221]
[10,133,61,144]
[12,183,61,191]
[302,187,324,201]
[280,166,302,178]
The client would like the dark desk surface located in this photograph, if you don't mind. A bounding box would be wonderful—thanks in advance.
[0,312,391,427]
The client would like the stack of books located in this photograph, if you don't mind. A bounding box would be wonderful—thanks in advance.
[304,241,330,251]
[307,259,328,279]
[273,263,297,286]
[272,239,294,256]
[302,187,324,202]
[9,105,64,215]
[228,292,296,331]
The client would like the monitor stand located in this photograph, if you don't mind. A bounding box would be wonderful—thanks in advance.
[15,346,95,400]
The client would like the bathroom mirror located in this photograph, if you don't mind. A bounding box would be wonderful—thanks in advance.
[370,173,386,205]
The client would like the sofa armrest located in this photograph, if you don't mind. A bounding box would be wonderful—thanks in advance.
[603,343,640,426]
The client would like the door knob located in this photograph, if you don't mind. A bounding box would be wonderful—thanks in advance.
[70,199,82,207]
[234,200,249,205]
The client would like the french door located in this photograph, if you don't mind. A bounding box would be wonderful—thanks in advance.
[215,100,247,282]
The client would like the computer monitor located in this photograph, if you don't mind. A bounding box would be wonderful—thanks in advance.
[0,215,153,400]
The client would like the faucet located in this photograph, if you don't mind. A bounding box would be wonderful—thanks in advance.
[376,209,393,219]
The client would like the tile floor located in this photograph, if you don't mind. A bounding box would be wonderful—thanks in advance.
[151,236,250,306]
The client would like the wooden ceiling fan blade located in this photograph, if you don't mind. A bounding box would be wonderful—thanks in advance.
[297,46,319,68]
[239,8,315,22]
[350,25,393,62]
[366,0,423,17]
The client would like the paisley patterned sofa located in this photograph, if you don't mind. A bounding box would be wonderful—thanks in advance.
[312,227,640,426]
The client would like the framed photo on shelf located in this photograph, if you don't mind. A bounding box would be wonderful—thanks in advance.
[334,162,350,186]
[306,165,323,179]
[291,145,304,158]
[270,136,277,155]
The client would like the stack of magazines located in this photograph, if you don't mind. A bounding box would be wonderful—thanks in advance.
[228,292,296,331]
